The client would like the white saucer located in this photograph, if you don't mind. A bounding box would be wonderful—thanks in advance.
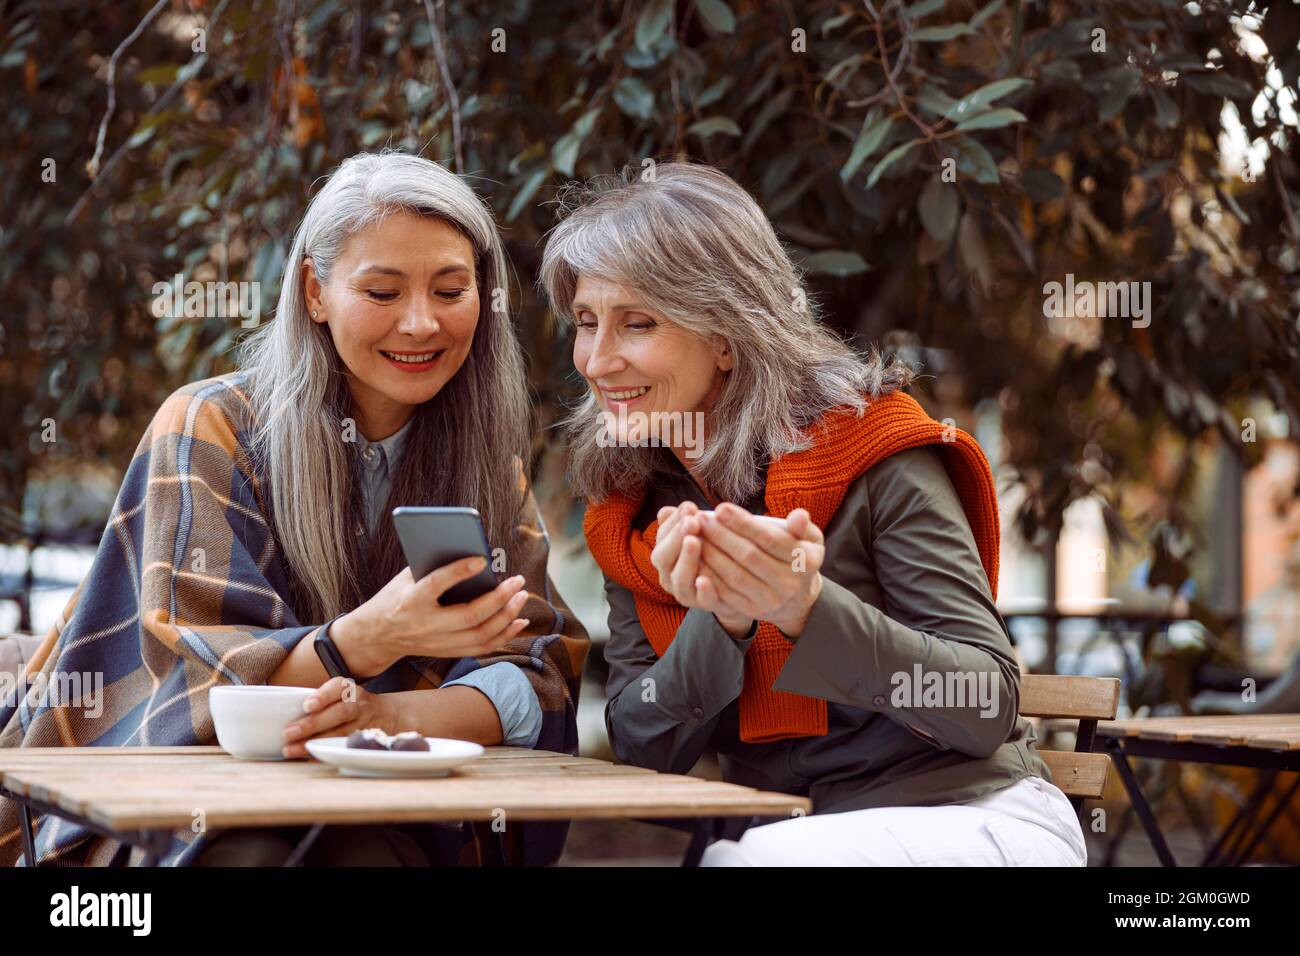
[305,736,485,777]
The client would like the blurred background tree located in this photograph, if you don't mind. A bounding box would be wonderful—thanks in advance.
[2,0,1298,623]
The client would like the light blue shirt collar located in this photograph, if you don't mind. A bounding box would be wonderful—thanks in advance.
[359,414,415,465]
[356,414,416,536]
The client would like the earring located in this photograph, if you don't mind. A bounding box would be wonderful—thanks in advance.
[311,310,319,318]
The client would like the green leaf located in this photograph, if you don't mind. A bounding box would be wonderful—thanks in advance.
[635,0,674,52]
[841,109,893,181]
[768,167,822,217]
[1040,59,1083,84]
[1021,168,1064,202]
[695,76,733,108]
[912,23,975,42]
[133,109,179,134]
[944,77,1029,122]
[1152,54,1207,73]
[613,76,655,120]
[957,212,991,292]
[1150,88,1179,129]
[177,205,208,229]
[918,175,960,243]
[901,0,947,18]
[741,87,793,152]
[687,116,742,138]
[918,85,959,118]
[947,136,1000,184]
[821,11,854,36]
[1097,66,1142,120]
[623,46,659,69]
[970,0,1005,28]
[508,141,546,176]
[573,108,599,138]
[137,64,180,85]
[804,250,869,276]
[126,124,157,149]
[826,52,867,86]
[776,219,836,248]
[762,151,803,200]
[551,110,599,176]
[507,168,548,223]
[594,25,622,62]
[866,139,920,189]
[1183,71,1254,100]
[694,0,736,34]
[359,119,390,147]
[954,107,1026,132]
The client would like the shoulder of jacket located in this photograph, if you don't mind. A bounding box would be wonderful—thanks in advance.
[151,372,256,448]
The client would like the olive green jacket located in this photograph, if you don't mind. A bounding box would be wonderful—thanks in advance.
[601,445,1051,814]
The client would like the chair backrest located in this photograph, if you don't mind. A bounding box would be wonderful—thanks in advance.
[0,633,44,683]
[1018,674,1120,809]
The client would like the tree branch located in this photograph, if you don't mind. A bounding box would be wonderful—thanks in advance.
[422,0,464,173]
[68,0,232,224]
[86,0,169,179]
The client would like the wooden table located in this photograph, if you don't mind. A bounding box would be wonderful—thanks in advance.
[0,746,810,867]
[1095,715,1300,867]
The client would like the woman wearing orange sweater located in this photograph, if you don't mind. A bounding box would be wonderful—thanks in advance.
[541,163,1087,865]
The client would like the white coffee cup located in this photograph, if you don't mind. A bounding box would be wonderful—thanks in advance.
[209,685,314,760]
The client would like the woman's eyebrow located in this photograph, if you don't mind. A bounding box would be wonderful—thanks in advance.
[353,264,405,277]
[352,263,471,277]
[571,301,642,313]
[433,263,472,276]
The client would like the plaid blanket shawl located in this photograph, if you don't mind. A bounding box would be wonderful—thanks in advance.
[0,373,588,866]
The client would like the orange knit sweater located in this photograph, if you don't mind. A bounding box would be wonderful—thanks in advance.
[583,391,1001,743]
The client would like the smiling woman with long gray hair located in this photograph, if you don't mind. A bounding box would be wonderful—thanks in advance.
[544,162,1086,867]
[0,152,588,868]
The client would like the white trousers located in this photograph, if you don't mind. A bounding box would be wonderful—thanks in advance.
[700,775,1088,866]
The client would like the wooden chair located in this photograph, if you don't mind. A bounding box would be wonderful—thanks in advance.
[673,673,1123,864]
[1019,673,1121,816]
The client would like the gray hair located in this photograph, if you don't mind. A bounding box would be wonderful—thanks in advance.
[539,162,914,504]
[238,151,530,622]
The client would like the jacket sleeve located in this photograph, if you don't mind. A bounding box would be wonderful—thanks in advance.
[772,445,1020,758]
[440,662,543,747]
[603,576,756,775]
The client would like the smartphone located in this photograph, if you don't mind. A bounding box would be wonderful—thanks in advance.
[392,506,499,605]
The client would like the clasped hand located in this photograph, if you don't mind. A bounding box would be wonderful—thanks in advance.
[649,501,825,638]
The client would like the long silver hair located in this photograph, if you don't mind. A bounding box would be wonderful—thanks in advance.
[540,162,914,504]
[239,151,530,622]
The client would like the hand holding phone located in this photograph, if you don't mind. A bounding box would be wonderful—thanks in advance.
[324,508,531,675]
[392,506,500,604]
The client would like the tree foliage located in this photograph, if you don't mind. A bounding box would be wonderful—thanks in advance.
[2,0,1298,597]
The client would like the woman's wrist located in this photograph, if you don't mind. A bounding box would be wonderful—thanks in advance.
[768,573,824,639]
[328,609,389,679]
[375,689,408,733]
[714,613,755,640]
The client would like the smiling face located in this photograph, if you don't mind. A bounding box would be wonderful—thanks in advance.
[303,211,480,439]
[571,274,732,452]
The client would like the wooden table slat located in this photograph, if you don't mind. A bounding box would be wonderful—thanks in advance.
[0,747,810,831]
[1097,715,1300,751]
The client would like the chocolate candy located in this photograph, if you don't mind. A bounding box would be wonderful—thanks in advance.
[346,728,429,752]
[347,728,390,750]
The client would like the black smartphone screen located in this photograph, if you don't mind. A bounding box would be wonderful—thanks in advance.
[391,506,500,605]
